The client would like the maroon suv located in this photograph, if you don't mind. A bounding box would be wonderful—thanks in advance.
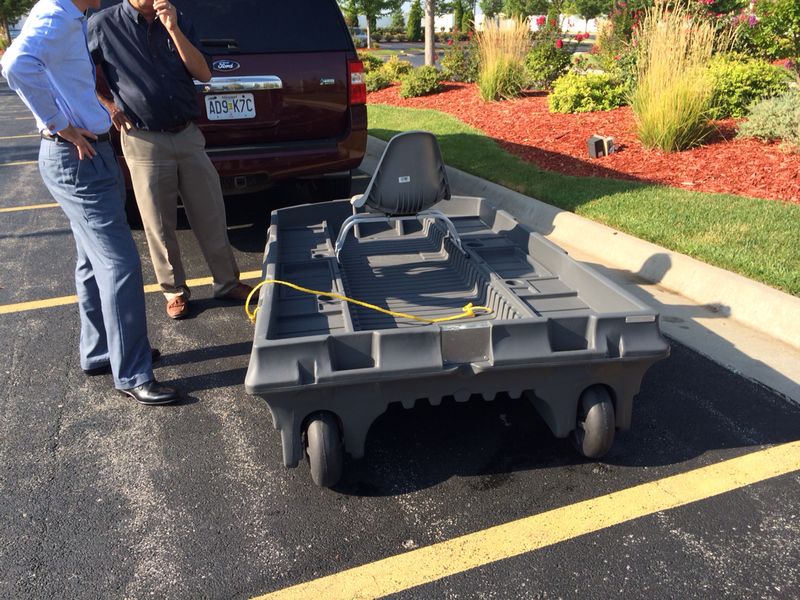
[98,0,367,198]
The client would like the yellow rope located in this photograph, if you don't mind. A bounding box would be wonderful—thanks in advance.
[246,279,492,325]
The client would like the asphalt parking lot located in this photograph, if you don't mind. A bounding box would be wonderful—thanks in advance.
[1,81,799,600]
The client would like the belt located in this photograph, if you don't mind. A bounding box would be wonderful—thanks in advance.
[41,132,111,144]
[154,121,192,134]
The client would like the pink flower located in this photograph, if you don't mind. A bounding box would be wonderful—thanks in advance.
[447,38,453,45]
[556,39,563,49]
[536,15,546,26]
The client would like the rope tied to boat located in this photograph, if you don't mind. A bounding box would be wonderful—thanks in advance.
[245,279,493,325]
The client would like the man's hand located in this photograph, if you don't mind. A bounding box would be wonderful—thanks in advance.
[108,103,134,132]
[154,0,179,33]
[57,125,98,160]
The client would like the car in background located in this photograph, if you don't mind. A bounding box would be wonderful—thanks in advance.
[351,27,369,48]
[96,0,367,201]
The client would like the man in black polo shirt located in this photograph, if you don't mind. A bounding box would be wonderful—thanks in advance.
[89,0,254,320]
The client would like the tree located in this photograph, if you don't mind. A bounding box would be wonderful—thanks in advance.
[462,3,475,32]
[453,0,464,32]
[425,0,435,65]
[564,0,609,24]
[479,0,503,20]
[339,0,401,49]
[502,0,549,19]
[341,0,359,27]
[0,0,34,45]
[407,0,423,41]
[390,5,405,30]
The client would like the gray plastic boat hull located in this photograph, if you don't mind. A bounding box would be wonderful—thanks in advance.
[245,196,670,471]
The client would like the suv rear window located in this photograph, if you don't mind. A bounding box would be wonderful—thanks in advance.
[179,0,353,54]
[98,0,353,54]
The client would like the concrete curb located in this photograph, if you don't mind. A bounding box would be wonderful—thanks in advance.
[364,135,800,351]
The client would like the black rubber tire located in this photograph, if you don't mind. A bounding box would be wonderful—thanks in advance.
[305,412,344,488]
[570,386,616,459]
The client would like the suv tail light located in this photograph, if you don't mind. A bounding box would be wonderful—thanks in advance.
[348,60,366,106]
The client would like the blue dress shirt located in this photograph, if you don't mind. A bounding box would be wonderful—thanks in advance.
[0,0,111,135]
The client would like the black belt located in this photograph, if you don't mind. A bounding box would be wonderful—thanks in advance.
[154,121,192,134]
[41,132,111,144]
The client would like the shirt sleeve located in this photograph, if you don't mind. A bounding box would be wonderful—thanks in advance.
[182,14,212,70]
[0,15,70,134]
[87,14,104,65]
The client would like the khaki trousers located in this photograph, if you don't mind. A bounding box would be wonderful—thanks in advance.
[121,123,239,299]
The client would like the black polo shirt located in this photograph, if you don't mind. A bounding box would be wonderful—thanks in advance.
[88,1,209,131]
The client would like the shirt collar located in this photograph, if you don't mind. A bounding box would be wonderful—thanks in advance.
[122,0,147,23]
[55,0,85,20]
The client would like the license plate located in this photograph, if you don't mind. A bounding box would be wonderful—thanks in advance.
[205,93,256,120]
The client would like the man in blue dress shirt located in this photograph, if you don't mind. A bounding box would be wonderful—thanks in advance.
[1,0,179,405]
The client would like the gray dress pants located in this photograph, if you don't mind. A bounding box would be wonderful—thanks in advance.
[38,138,154,390]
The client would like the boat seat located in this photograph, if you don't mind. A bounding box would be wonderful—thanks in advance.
[334,131,467,260]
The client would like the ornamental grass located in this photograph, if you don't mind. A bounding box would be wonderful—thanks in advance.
[477,17,530,101]
[631,1,720,151]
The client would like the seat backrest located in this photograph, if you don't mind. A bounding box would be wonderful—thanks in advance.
[353,131,451,216]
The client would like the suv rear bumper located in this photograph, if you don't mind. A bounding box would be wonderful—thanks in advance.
[209,104,366,194]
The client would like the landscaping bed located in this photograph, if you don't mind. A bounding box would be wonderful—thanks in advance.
[368,82,800,204]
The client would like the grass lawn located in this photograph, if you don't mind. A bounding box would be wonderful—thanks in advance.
[368,104,800,296]
[361,48,424,57]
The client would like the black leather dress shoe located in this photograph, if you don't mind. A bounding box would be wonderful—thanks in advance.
[83,349,162,376]
[119,380,179,405]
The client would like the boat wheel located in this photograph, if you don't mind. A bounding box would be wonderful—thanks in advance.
[305,412,344,487]
[570,386,615,459]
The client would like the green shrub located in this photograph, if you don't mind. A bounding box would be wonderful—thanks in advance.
[596,49,638,98]
[737,92,800,149]
[399,65,442,98]
[382,55,413,81]
[440,42,480,83]
[525,39,572,90]
[358,51,384,73]
[549,72,627,113]
[708,55,792,119]
[366,69,392,92]
[478,57,528,101]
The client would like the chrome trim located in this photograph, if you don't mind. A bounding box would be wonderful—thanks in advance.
[195,76,283,93]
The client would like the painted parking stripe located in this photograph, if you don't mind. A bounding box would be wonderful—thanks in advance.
[0,269,263,315]
[0,202,59,213]
[0,134,38,140]
[0,160,37,167]
[253,441,800,600]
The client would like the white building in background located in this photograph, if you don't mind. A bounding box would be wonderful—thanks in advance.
[355,3,599,34]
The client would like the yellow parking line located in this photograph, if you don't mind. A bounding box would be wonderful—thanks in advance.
[0,203,59,213]
[0,134,38,140]
[0,160,37,167]
[0,269,262,315]
[254,441,800,600]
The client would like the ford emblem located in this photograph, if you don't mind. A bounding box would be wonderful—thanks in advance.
[213,60,241,72]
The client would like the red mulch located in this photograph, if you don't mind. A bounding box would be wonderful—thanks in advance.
[368,83,800,204]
